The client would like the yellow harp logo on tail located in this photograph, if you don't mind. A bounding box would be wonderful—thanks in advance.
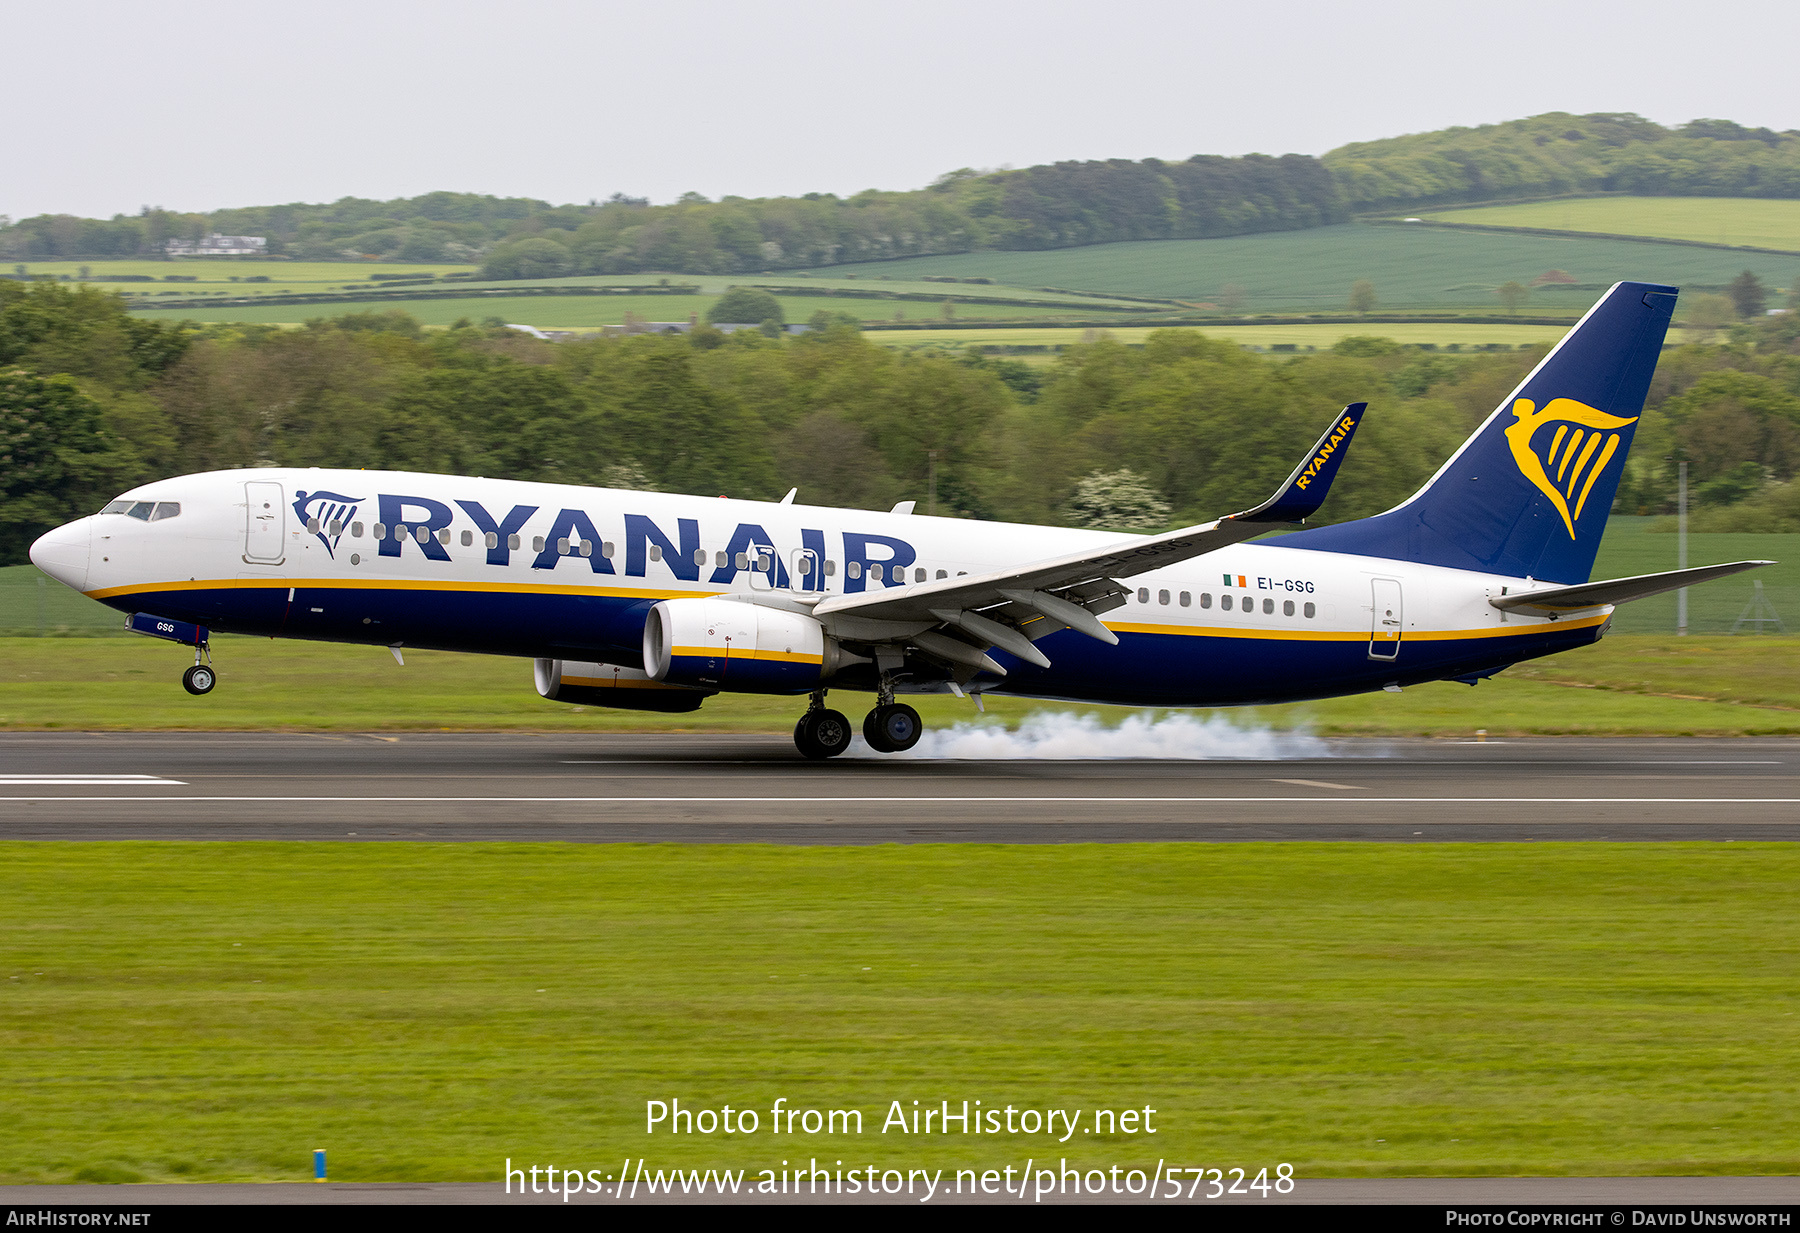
[1503,397,1639,539]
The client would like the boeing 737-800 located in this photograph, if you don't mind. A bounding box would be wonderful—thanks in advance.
[28,281,1769,758]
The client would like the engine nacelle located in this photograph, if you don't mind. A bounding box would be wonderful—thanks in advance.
[534,658,712,713]
[643,598,846,693]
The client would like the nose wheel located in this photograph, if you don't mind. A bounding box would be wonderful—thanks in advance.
[862,703,923,753]
[182,664,217,695]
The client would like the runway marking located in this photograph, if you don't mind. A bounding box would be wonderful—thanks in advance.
[0,774,187,786]
[5,795,1800,805]
[1270,779,1365,790]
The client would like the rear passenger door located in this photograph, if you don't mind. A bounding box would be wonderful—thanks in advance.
[1368,578,1402,660]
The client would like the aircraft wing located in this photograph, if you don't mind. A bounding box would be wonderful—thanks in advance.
[806,404,1366,675]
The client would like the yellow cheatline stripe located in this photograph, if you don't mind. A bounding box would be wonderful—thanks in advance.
[1109,612,1609,642]
[85,577,708,603]
[670,645,822,664]
[562,676,692,691]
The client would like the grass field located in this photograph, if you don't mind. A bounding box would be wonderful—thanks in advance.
[812,224,1800,310]
[866,322,1573,352]
[0,631,1794,737]
[11,259,479,296]
[6,841,1800,1182]
[1420,197,1800,255]
[129,293,1136,329]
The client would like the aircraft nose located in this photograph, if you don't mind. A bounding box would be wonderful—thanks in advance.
[29,518,92,592]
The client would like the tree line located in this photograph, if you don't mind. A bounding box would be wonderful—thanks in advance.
[7,113,1800,272]
[5,280,1800,566]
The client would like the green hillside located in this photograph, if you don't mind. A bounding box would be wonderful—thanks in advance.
[1418,197,1800,252]
[811,223,1800,310]
[127,293,1135,329]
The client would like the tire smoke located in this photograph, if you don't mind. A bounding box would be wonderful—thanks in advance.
[854,710,1331,760]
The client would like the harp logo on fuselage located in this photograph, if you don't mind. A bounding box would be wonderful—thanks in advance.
[1503,398,1639,539]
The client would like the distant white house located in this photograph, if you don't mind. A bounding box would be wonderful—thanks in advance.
[165,234,267,257]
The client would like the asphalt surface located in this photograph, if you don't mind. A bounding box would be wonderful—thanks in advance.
[3,733,1799,841]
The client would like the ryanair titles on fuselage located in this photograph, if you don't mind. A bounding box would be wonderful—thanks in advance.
[296,487,920,592]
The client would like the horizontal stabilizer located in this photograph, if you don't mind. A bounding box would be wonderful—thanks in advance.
[1489,561,1773,613]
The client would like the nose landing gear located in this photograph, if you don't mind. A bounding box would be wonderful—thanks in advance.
[125,613,217,697]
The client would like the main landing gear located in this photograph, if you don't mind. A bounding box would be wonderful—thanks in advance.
[792,688,923,759]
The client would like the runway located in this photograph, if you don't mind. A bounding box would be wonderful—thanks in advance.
[3,733,1799,841]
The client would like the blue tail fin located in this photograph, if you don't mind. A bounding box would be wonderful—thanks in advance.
[1274,281,1677,584]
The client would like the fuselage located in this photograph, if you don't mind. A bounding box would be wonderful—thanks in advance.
[29,466,1609,707]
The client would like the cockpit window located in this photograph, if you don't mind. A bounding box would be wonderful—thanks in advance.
[99,499,180,520]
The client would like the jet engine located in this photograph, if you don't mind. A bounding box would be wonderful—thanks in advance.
[534,657,712,713]
[642,598,849,693]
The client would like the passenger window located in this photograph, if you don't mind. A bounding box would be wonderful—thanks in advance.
[825,560,837,576]
[415,526,430,544]
[649,544,662,562]
[936,569,946,580]
[848,561,862,579]
[1158,589,1170,606]
[508,534,519,551]
[533,536,545,552]
[1262,598,1274,614]
[307,517,320,533]
[127,501,154,520]
[1137,588,1149,604]
[152,502,181,522]
[329,519,342,535]
[602,542,615,559]
[736,552,749,569]
[870,563,884,582]
[579,540,592,557]
[485,532,498,549]
[1284,600,1295,616]
[1222,594,1233,611]
[461,530,473,547]
[557,538,570,555]
[437,528,450,545]
[1304,602,1316,619]
[915,568,926,583]
[1199,593,1211,609]
[354,523,366,538]
[373,523,387,539]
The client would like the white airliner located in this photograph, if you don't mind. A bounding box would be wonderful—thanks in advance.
[29,281,1767,758]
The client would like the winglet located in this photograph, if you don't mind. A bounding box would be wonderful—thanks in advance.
[1231,402,1367,525]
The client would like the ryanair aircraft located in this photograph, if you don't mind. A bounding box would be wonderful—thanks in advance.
[29,281,1768,758]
